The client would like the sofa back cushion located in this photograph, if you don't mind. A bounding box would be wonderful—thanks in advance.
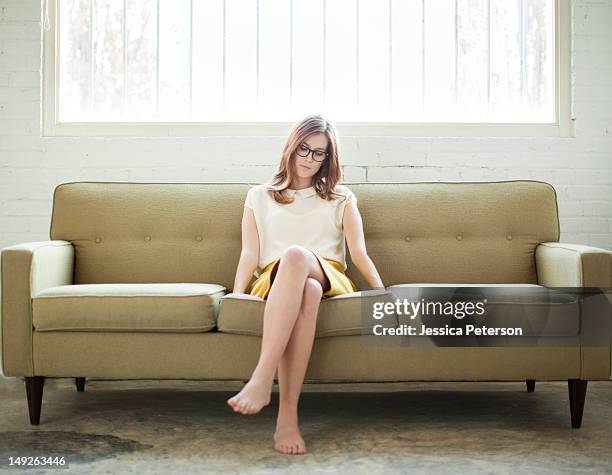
[50,180,559,290]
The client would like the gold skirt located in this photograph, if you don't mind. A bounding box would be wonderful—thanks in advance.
[248,249,358,300]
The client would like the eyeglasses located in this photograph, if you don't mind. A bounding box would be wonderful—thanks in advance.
[296,143,329,162]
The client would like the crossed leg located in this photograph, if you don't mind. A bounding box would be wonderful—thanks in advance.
[227,245,329,417]
[273,276,324,454]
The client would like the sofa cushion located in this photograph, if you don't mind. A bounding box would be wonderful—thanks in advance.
[32,283,226,332]
[387,284,580,337]
[217,290,398,338]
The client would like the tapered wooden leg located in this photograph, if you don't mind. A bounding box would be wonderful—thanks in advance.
[25,376,45,425]
[75,377,86,392]
[526,379,536,392]
[568,379,588,428]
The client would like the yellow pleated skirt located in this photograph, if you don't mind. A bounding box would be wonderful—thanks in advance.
[248,249,358,300]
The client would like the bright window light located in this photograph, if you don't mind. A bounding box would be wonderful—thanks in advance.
[56,0,555,124]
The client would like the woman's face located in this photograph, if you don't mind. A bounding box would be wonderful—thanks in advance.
[293,132,329,180]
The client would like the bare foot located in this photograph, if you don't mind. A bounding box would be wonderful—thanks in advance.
[273,423,307,455]
[227,376,273,415]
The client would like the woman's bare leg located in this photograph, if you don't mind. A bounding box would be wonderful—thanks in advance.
[227,245,328,415]
[274,277,323,455]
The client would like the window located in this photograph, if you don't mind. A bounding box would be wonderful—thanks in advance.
[43,0,572,137]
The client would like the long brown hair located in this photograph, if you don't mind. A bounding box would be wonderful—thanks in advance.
[265,114,347,204]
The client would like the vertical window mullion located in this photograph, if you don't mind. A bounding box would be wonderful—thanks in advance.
[189,0,193,120]
[323,0,326,105]
[256,0,260,107]
[90,0,95,116]
[223,0,226,110]
[123,0,127,120]
[389,0,392,107]
[421,0,425,113]
[454,0,458,109]
[155,0,160,119]
[520,0,525,111]
[356,0,359,107]
[487,0,491,117]
[289,0,293,107]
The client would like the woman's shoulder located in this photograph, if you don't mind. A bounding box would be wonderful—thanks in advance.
[333,184,352,194]
[246,183,276,206]
[331,184,357,204]
[247,183,269,197]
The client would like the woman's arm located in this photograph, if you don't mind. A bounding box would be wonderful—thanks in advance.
[343,200,385,289]
[232,207,260,294]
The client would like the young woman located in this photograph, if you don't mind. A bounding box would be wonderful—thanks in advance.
[228,114,384,455]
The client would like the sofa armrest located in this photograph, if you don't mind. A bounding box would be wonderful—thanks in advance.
[535,242,612,288]
[536,242,612,380]
[1,240,74,377]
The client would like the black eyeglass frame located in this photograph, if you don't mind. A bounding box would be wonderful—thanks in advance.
[296,143,329,162]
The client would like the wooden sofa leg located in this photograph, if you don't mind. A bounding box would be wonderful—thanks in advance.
[526,379,536,392]
[75,377,86,392]
[568,379,588,428]
[25,376,45,425]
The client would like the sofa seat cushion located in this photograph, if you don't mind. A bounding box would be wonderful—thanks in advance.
[388,284,580,337]
[32,283,226,332]
[217,290,398,338]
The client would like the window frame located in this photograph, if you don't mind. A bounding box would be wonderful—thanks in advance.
[42,0,573,138]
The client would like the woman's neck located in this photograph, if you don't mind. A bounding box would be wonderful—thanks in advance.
[289,180,313,190]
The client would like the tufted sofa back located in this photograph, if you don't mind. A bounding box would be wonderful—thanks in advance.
[49,180,559,290]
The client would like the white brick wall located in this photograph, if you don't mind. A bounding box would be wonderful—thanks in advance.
[0,0,610,251]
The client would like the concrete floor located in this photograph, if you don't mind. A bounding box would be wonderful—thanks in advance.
[0,378,611,474]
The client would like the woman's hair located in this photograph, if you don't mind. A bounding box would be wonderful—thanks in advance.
[265,114,347,204]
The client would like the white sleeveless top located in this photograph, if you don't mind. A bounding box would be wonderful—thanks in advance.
[244,183,358,273]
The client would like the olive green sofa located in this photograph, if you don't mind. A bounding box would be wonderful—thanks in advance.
[1,180,611,427]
